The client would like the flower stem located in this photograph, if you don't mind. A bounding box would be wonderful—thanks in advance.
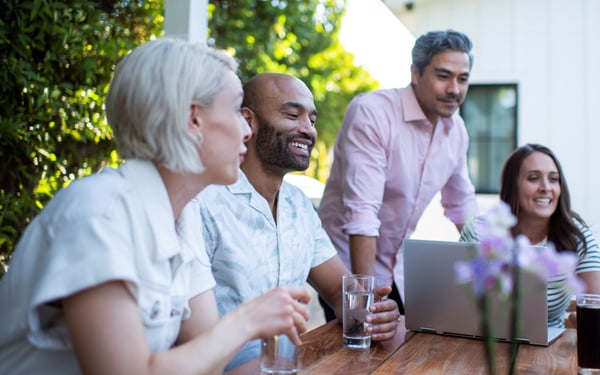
[479,294,497,375]
[508,245,521,374]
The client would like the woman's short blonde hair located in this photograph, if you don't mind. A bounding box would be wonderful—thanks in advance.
[106,38,238,173]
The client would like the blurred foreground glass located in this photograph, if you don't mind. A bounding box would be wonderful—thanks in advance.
[342,274,375,349]
[577,294,600,374]
[260,334,298,374]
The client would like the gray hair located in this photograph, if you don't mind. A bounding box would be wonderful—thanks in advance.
[412,29,473,75]
[106,38,238,173]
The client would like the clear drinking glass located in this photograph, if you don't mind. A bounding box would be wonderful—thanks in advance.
[342,273,375,349]
[260,334,298,374]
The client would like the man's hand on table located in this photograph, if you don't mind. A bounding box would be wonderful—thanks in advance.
[366,285,401,342]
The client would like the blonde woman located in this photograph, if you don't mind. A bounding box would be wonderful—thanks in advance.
[0,38,310,374]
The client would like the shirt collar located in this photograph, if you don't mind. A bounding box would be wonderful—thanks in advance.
[226,169,254,195]
[226,169,276,225]
[119,159,180,261]
[401,84,456,133]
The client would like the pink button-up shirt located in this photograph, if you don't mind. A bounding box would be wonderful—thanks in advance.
[318,85,477,299]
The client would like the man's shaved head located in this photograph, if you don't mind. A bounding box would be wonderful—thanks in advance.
[243,73,312,114]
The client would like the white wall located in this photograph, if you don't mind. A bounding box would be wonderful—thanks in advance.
[385,0,600,234]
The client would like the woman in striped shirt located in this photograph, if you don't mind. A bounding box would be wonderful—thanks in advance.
[461,143,600,327]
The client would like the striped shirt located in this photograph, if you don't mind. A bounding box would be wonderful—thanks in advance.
[460,218,600,327]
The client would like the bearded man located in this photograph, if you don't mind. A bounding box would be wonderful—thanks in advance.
[196,73,400,374]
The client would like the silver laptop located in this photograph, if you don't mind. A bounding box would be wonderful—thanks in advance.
[403,239,565,346]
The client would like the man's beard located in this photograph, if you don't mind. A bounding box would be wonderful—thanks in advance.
[254,116,312,172]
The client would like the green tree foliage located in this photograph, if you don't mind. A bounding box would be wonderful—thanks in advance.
[0,0,164,272]
[0,0,379,273]
[208,0,380,180]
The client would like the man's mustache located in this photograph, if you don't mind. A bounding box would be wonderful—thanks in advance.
[439,94,461,101]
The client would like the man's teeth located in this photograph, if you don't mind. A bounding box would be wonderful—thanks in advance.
[290,142,308,150]
[534,198,551,204]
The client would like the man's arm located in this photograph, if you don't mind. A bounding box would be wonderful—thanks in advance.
[440,128,478,227]
[349,234,377,276]
[333,98,388,272]
[307,256,348,320]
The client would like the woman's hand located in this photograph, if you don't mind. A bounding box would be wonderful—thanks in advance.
[236,285,311,345]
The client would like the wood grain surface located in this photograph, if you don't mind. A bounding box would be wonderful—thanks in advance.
[298,319,410,374]
[371,329,577,375]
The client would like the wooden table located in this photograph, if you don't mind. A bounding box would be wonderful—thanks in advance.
[299,322,578,374]
[297,319,411,374]
[371,329,577,374]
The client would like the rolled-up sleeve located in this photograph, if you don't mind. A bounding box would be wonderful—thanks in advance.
[339,98,389,237]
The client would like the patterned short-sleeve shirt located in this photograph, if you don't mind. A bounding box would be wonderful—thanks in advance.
[197,171,337,368]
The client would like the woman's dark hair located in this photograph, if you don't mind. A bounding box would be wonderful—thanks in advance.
[500,143,587,253]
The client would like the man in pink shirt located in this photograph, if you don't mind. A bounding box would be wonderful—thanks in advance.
[318,29,478,319]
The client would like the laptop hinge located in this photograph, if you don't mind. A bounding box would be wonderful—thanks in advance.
[419,327,438,334]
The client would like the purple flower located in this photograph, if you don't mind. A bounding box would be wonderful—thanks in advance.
[455,201,581,297]
[454,200,582,375]
[515,237,582,294]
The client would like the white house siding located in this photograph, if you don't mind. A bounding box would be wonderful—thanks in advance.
[383,0,600,235]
